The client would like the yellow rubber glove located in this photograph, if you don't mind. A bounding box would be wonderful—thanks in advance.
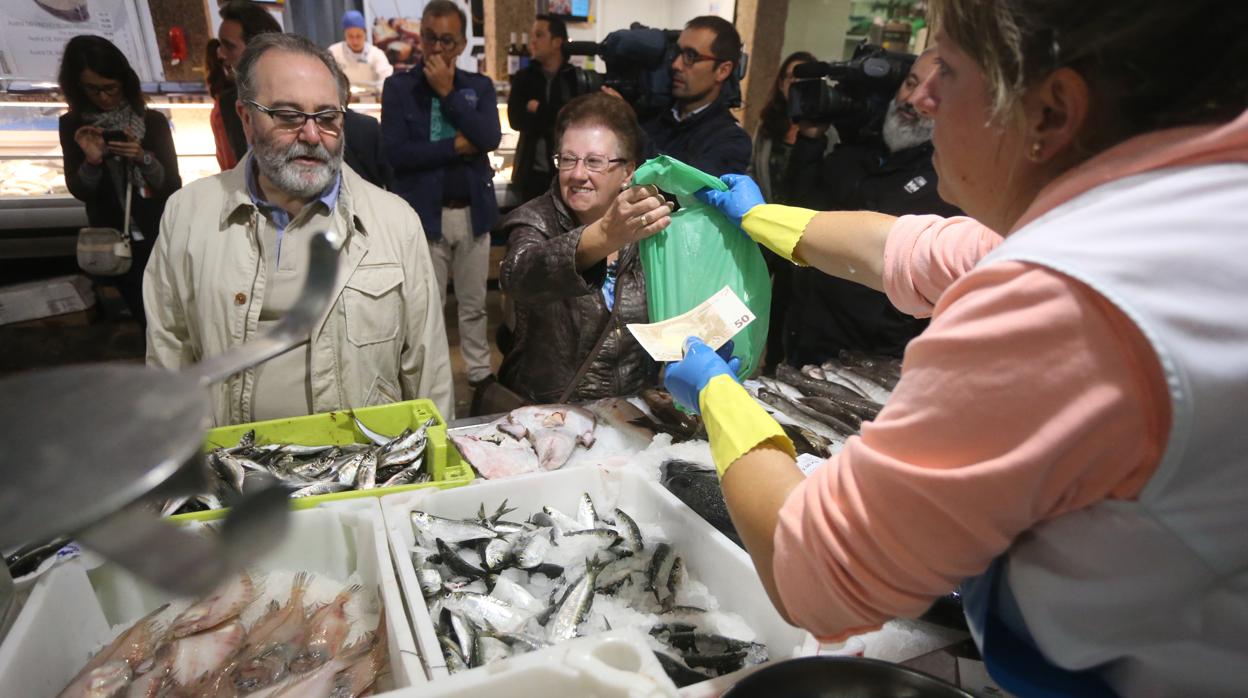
[699,374,796,477]
[741,204,818,266]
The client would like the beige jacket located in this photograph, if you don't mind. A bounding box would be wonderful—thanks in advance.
[143,157,454,425]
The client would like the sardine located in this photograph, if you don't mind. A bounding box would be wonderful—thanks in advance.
[613,507,644,553]
[645,544,676,603]
[545,557,606,643]
[350,411,392,446]
[441,591,528,633]
[416,565,444,598]
[436,539,488,579]
[440,635,469,673]
[290,481,352,498]
[473,635,511,667]
[411,511,499,545]
[489,575,544,614]
[575,492,600,529]
[513,527,553,569]
[354,449,379,490]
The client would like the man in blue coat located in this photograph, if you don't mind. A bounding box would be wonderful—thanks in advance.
[382,0,500,390]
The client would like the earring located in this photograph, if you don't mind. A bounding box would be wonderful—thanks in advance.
[1029,141,1044,161]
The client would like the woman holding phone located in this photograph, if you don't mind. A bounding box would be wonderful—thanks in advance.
[58,34,180,325]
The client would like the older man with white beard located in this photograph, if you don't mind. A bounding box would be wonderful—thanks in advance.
[777,49,962,366]
[143,32,454,425]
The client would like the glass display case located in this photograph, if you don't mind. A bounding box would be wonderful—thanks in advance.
[0,88,521,258]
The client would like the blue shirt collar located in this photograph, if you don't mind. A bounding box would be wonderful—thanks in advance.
[245,156,341,222]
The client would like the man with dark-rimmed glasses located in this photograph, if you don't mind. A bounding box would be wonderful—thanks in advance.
[640,15,752,177]
[144,32,454,425]
[381,0,502,402]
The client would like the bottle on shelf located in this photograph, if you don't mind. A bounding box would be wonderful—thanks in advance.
[519,32,531,70]
[507,31,520,75]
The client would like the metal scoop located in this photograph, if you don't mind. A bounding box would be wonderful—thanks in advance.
[0,230,344,600]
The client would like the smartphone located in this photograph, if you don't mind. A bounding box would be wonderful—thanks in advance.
[102,129,127,143]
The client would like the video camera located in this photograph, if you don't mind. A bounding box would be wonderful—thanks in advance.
[563,23,747,122]
[788,44,914,132]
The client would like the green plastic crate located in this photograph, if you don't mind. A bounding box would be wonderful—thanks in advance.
[173,399,474,521]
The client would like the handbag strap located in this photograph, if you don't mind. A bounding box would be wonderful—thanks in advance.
[121,171,133,241]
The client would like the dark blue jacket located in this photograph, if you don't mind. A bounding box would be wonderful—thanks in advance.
[381,64,501,239]
[642,93,751,176]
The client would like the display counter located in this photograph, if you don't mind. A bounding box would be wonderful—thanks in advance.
[0,92,520,258]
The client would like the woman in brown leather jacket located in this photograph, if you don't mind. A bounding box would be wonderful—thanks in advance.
[497,93,673,404]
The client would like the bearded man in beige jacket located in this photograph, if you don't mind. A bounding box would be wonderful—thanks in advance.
[144,33,453,425]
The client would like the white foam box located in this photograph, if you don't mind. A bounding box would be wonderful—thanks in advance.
[0,498,423,696]
[379,465,818,697]
[386,628,679,698]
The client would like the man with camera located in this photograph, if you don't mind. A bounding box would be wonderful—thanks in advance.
[780,49,960,366]
[508,14,580,204]
[642,16,751,176]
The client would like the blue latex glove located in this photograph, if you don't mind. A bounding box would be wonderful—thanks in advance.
[664,337,742,414]
[694,174,765,228]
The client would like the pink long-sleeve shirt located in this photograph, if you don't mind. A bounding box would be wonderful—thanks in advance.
[772,110,1248,642]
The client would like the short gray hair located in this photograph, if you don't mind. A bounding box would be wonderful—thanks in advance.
[236,32,348,107]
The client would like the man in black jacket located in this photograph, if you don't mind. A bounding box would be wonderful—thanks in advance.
[216,1,281,164]
[781,50,960,366]
[508,14,579,203]
[641,15,751,176]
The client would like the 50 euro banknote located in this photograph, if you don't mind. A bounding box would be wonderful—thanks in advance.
[626,286,756,361]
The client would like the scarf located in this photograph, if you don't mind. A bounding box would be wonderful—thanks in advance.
[83,102,151,199]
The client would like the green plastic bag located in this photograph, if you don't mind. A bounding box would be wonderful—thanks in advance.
[633,155,771,378]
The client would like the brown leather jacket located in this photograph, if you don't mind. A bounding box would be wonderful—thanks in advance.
[498,186,656,403]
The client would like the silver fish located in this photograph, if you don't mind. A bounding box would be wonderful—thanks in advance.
[646,543,676,601]
[613,508,644,553]
[291,481,352,498]
[381,460,425,488]
[209,450,247,494]
[546,557,606,643]
[416,566,444,598]
[576,493,601,529]
[355,449,379,490]
[436,539,489,579]
[541,505,582,533]
[513,527,553,569]
[440,635,468,673]
[351,411,393,446]
[441,591,528,633]
[483,536,514,571]
[473,635,511,667]
[488,575,544,615]
[411,511,499,544]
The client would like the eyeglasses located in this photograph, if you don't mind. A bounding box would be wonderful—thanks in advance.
[244,100,346,135]
[421,31,460,50]
[677,47,721,67]
[553,153,628,172]
[83,83,122,97]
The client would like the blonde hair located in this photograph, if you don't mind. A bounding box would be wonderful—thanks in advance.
[929,0,1247,142]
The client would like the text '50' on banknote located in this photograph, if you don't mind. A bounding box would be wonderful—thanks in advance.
[626,286,756,361]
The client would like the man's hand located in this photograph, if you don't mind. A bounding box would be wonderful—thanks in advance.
[526,98,540,114]
[74,125,106,165]
[600,85,623,100]
[453,131,478,156]
[423,53,456,98]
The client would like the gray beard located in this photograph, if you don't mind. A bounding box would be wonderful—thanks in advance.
[253,134,342,199]
[881,100,934,153]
